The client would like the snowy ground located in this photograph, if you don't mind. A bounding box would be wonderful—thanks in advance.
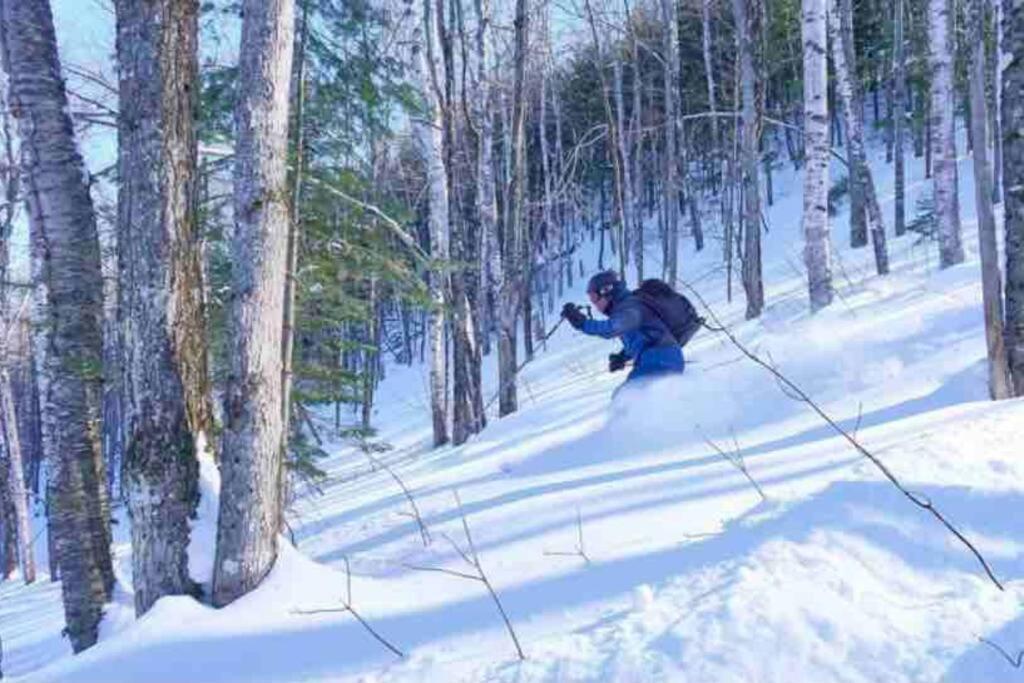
[4,134,1024,683]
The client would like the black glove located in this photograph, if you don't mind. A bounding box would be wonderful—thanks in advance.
[562,302,586,330]
[608,351,628,373]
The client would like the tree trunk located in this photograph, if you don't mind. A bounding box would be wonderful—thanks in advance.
[1001,0,1024,394]
[992,0,1004,204]
[829,0,889,275]
[582,0,627,278]
[282,0,310,458]
[702,0,722,192]
[498,0,529,418]
[894,0,907,235]
[733,0,764,319]
[802,0,834,312]
[661,0,680,285]
[613,57,636,274]
[115,0,211,615]
[0,83,31,586]
[929,0,964,267]
[967,0,1013,399]
[630,32,644,283]
[213,0,295,608]
[0,368,32,583]
[1,0,114,652]
[408,0,451,446]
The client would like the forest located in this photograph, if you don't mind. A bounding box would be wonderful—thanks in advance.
[0,0,1023,679]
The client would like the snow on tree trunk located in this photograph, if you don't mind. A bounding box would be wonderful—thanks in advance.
[829,0,889,275]
[928,0,964,267]
[967,0,1013,399]
[894,0,907,236]
[661,0,680,285]
[802,0,834,312]
[0,0,114,652]
[213,0,295,608]
[114,0,213,614]
[733,0,764,319]
[1001,0,1024,394]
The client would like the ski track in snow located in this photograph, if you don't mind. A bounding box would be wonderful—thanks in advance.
[4,133,1024,683]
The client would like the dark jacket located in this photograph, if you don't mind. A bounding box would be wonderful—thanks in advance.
[580,283,685,380]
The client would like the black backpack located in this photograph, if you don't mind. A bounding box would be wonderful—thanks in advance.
[633,279,704,347]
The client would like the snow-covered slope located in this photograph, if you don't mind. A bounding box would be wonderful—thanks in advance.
[4,135,1024,683]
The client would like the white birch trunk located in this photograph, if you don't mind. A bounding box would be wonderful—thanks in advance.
[928,0,964,267]
[732,0,764,318]
[0,366,33,584]
[407,0,450,445]
[828,0,889,275]
[613,56,635,276]
[0,0,114,651]
[894,0,907,235]
[661,0,680,284]
[801,0,833,311]
[967,0,1013,399]
[213,0,295,608]
[991,0,1003,204]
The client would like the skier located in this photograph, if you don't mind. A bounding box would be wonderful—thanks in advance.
[561,270,686,389]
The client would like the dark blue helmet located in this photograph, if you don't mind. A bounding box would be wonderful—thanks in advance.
[587,270,622,298]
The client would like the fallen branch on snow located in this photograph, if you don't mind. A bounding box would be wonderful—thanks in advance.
[677,279,1006,591]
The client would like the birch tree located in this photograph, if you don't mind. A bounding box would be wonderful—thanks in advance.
[0,85,32,586]
[893,0,907,236]
[802,0,833,311]
[928,0,964,267]
[115,0,213,613]
[0,0,114,651]
[966,0,1012,399]
[404,0,451,444]
[661,0,680,285]
[733,0,764,319]
[213,0,295,607]
[496,0,529,417]
[828,0,888,275]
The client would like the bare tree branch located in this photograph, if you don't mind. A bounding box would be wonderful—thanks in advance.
[292,556,404,659]
[678,280,1005,591]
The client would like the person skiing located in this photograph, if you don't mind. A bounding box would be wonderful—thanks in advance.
[562,270,685,388]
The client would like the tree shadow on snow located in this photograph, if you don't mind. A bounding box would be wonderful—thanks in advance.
[42,481,1024,683]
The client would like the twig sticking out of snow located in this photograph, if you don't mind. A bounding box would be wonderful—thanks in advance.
[543,507,591,564]
[978,637,1024,668]
[292,556,404,659]
[406,490,526,660]
[362,450,431,547]
[679,280,1006,591]
[699,428,768,503]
